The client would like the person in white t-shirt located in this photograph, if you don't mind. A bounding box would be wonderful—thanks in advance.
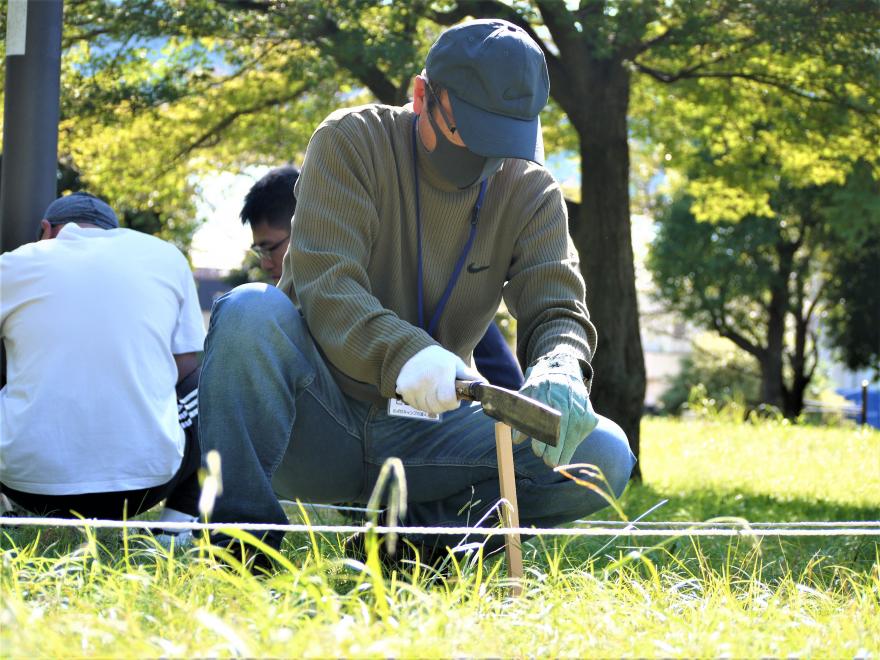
[0,192,206,524]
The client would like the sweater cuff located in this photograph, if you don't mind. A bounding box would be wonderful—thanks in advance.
[527,347,594,393]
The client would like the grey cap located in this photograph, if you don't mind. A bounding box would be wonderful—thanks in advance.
[426,18,549,164]
[43,192,119,230]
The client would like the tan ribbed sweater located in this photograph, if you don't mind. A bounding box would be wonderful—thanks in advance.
[279,104,596,402]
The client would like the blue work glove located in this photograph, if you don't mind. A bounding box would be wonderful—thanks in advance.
[512,352,599,468]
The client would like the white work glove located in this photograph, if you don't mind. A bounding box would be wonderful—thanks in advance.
[396,345,481,414]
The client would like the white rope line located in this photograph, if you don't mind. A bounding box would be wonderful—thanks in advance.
[284,501,879,529]
[2,517,879,537]
[281,503,879,529]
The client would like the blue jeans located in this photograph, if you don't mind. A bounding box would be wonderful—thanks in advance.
[199,284,636,551]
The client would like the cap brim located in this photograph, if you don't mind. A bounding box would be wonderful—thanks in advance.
[449,92,544,165]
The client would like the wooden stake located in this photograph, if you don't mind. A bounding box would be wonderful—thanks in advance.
[495,422,523,596]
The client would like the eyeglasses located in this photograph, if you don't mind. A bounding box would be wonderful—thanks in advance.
[249,233,290,260]
[424,82,457,134]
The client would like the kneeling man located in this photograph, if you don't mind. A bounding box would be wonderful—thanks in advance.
[1,192,205,524]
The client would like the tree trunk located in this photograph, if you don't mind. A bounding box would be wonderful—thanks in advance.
[784,292,812,418]
[760,241,794,412]
[760,295,787,411]
[783,245,825,419]
[569,62,646,477]
[785,371,809,418]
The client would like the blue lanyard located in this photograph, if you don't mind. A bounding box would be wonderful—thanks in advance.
[411,116,487,338]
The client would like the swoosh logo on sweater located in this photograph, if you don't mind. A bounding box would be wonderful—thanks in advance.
[467,262,490,274]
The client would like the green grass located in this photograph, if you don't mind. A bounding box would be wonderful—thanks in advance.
[2,417,879,657]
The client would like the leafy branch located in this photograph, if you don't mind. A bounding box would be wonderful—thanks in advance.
[170,83,315,163]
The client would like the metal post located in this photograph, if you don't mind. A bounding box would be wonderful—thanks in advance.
[861,380,869,426]
[1,0,64,254]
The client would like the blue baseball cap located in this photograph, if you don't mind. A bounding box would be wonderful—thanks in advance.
[43,192,119,230]
[426,18,549,164]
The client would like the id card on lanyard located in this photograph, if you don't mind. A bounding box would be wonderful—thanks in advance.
[387,117,488,422]
[387,397,442,422]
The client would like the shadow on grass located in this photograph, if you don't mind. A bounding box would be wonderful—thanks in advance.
[619,482,880,524]
[559,481,880,579]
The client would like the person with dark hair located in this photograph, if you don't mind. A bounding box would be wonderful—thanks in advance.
[0,192,205,534]
[240,165,524,389]
[201,19,634,562]
[240,165,300,282]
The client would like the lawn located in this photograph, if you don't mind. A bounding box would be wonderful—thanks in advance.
[2,417,879,657]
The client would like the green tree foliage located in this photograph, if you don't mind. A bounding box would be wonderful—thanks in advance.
[659,334,761,416]
[2,0,877,463]
[821,164,880,374]
[631,2,879,222]
[823,238,880,375]
[648,166,880,417]
[2,0,351,249]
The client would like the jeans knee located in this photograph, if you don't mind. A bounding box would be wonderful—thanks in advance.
[576,416,635,498]
[210,284,291,331]
[207,284,304,349]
